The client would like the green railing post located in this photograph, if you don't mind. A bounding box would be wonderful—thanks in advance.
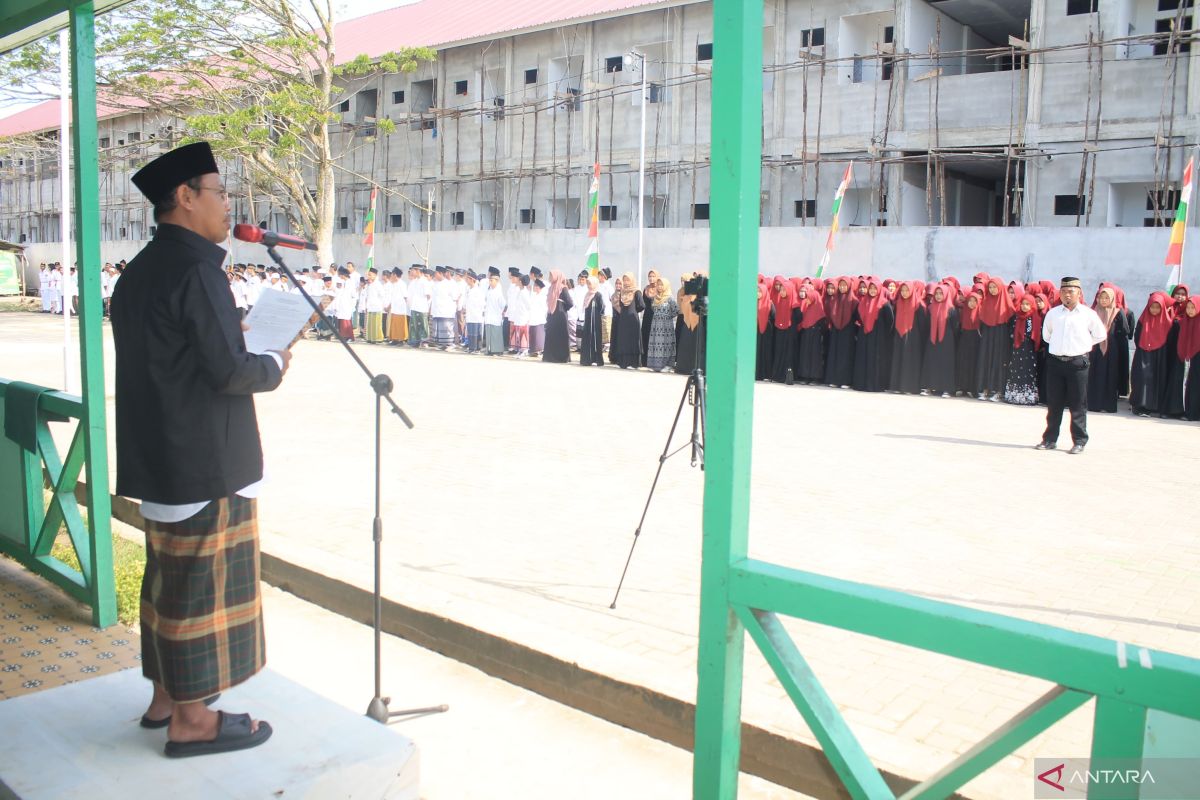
[1089,697,1147,800]
[693,0,761,796]
[70,0,116,627]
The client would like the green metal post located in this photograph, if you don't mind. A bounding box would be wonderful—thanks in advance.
[692,0,761,796]
[70,0,116,627]
[1089,697,1147,800]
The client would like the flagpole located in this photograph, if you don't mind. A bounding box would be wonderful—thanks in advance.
[1179,145,1199,288]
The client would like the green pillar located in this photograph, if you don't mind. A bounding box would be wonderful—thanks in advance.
[70,1,116,628]
[692,0,761,796]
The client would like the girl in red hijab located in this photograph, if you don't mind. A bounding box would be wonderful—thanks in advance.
[823,277,858,388]
[1087,284,1133,412]
[889,281,928,394]
[1131,292,1184,417]
[852,279,894,392]
[957,290,983,396]
[1002,293,1042,405]
[768,276,798,382]
[1179,296,1200,420]
[975,277,1016,401]
[756,276,774,381]
[921,282,959,397]
[796,279,829,384]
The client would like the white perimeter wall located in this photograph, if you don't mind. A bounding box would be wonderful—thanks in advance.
[22,226,1194,307]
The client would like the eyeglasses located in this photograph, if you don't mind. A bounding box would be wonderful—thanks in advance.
[198,187,229,200]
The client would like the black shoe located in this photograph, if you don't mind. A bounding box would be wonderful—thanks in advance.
[1068,444,1085,455]
[1034,441,1056,451]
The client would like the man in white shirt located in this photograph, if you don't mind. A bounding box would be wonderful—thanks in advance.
[38,264,50,312]
[597,267,614,350]
[364,268,387,343]
[464,270,487,352]
[569,269,589,350]
[1036,276,1108,454]
[386,268,409,346]
[429,266,459,349]
[407,265,432,346]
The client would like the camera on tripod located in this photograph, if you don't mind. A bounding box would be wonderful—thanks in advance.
[682,274,709,316]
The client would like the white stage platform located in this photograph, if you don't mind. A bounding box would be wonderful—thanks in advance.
[0,668,419,800]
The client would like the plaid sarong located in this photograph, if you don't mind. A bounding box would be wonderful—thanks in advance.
[141,495,265,702]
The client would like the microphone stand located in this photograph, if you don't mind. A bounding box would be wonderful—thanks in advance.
[263,245,448,724]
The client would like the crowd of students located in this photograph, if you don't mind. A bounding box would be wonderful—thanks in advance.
[216,261,707,374]
[754,273,1200,421]
[30,258,1200,422]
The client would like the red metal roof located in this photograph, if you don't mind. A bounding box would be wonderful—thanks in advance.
[338,0,678,56]
[0,0,681,138]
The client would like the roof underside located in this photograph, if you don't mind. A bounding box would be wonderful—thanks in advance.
[0,0,137,55]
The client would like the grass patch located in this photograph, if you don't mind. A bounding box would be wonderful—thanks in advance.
[0,297,42,313]
[51,534,145,627]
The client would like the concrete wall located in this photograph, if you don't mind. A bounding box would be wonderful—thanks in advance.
[23,225,1192,309]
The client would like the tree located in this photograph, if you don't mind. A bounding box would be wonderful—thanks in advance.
[0,0,436,264]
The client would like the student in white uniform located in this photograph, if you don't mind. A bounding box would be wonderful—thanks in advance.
[569,270,589,350]
[528,278,548,357]
[464,269,487,352]
[39,265,51,312]
[429,266,459,349]
[386,268,409,346]
[483,272,508,355]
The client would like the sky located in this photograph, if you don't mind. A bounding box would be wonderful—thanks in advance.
[0,0,421,120]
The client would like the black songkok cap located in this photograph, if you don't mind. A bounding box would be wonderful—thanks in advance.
[508,267,520,277]
[131,141,219,204]
[578,270,589,279]
[488,266,500,277]
[323,276,333,282]
[530,266,543,278]
[534,278,545,288]
[422,267,434,276]
[368,267,378,274]
[601,267,612,279]
[467,270,479,280]
[434,265,447,274]
[338,267,351,277]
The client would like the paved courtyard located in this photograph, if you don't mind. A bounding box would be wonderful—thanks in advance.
[3,311,1198,798]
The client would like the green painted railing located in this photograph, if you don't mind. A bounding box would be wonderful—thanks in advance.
[694,0,1200,797]
[0,379,115,626]
[0,2,113,625]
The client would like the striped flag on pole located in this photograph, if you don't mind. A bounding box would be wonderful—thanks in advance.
[1165,155,1193,292]
[362,187,377,271]
[586,163,600,274]
[816,162,853,278]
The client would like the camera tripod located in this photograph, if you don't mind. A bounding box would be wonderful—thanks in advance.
[609,363,706,609]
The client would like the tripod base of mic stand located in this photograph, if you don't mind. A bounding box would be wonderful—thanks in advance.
[366,695,450,724]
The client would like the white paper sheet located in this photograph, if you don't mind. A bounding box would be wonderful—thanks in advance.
[242,290,313,354]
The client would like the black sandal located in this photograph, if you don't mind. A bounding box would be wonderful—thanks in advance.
[163,711,272,758]
[139,693,220,729]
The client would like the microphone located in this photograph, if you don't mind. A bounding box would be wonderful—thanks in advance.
[232,223,318,251]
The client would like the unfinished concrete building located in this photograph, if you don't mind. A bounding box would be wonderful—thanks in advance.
[1,0,1198,295]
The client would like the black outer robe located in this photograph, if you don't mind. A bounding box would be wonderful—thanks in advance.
[796,319,828,383]
[1131,318,1184,415]
[542,289,574,363]
[975,321,1012,396]
[888,306,928,395]
[1185,355,1200,421]
[579,294,606,366]
[852,305,895,392]
[640,298,655,367]
[921,307,958,396]
[675,316,701,374]
[1086,312,1131,413]
[756,308,775,381]
[956,325,982,396]
[770,309,800,383]
[111,223,282,504]
[610,290,645,369]
[824,314,857,387]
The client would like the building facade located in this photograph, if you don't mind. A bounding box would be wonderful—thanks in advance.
[1,0,1198,295]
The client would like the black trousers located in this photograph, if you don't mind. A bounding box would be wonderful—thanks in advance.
[1043,354,1090,445]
